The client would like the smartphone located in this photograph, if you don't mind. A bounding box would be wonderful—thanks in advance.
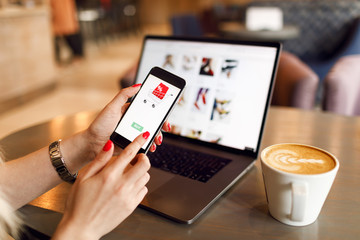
[110,67,186,154]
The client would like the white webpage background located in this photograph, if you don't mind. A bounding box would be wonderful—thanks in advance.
[136,40,277,152]
[116,74,180,149]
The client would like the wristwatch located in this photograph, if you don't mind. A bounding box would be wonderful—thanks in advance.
[49,140,77,183]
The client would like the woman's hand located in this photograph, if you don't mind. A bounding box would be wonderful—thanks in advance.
[53,132,151,240]
[84,85,171,161]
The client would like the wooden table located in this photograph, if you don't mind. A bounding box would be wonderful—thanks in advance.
[1,107,359,239]
[219,22,300,42]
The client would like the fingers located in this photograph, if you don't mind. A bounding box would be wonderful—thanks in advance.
[104,131,149,173]
[125,154,151,183]
[94,86,140,125]
[121,102,130,115]
[149,132,162,152]
[149,143,156,152]
[78,140,114,180]
[107,85,141,112]
[96,86,141,127]
[162,121,171,132]
[122,154,150,203]
[105,134,151,203]
[136,186,149,203]
[153,132,163,145]
[134,172,149,202]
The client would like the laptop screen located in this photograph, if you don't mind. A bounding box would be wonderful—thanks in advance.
[135,36,280,155]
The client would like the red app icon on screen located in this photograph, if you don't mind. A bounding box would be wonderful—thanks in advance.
[152,83,169,100]
[144,83,172,108]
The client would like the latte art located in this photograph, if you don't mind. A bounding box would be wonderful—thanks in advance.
[276,149,325,164]
[263,144,336,174]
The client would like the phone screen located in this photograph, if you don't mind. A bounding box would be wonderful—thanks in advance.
[113,73,182,151]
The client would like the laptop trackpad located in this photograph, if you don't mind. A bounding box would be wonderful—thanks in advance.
[147,168,175,192]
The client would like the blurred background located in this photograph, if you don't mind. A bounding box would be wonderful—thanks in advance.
[1,0,360,139]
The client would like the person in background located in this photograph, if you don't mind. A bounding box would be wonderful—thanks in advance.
[50,0,84,64]
[0,85,169,239]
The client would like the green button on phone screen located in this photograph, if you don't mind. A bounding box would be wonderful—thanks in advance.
[131,122,144,132]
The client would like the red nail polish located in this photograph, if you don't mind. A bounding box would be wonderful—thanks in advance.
[152,144,156,151]
[143,131,150,139]
[103,140,112,151]
[167,123,171,131]
[132,83,142,88]
[158,135,162,144]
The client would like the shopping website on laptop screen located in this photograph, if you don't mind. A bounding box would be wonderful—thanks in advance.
[135,38,278,153]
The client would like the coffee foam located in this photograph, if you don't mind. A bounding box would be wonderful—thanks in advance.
[263,144,336,174]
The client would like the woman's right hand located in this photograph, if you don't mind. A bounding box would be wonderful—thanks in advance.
[52,131,151,240]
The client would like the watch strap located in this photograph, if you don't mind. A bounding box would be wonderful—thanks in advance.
[49,140,77,183]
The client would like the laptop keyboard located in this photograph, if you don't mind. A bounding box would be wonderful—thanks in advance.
[148,143,232,183]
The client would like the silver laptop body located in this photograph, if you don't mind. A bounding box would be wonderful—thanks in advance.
[134,35,281,224]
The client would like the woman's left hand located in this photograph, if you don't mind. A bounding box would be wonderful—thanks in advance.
[85,85,171,159]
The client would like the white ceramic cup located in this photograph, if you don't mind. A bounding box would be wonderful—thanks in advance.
[260,143,339,226]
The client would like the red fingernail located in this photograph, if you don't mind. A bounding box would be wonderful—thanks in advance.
[103,140,112,151]
[143,131,150,139]
[158,135,162,144]
[132,83,142,88]
[167,122,171,131]
[152,144,156,151]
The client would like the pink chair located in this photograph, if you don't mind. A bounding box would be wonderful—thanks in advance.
[322,55,360,116]
[272,52,319,109]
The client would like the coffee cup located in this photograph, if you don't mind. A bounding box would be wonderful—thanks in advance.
[260,143,339,226]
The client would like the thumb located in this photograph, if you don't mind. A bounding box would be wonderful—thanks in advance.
[78,140,114,180]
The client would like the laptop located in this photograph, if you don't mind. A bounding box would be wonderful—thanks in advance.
[134,35,281,224]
